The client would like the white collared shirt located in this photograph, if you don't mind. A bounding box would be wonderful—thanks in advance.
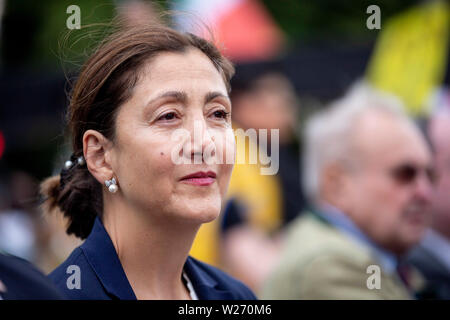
[182,271,199,300]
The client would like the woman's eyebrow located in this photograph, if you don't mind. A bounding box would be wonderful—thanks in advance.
[145,90,229,108]
[146,90,188,106]
[205,91,230,104]
[146,91,230,110]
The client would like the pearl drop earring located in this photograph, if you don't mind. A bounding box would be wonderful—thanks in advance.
[105,177,118,193]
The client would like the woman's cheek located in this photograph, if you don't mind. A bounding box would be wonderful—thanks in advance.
[219,129,236,192]
[225,127,236,165]
[210,127,236,165]
[152,144,176,172]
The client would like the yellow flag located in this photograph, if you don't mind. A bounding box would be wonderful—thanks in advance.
[367,1,449,116]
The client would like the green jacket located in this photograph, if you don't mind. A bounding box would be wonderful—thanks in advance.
[261,213,425,299]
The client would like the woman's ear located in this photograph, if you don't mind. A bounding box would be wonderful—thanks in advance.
[83,129,114,184]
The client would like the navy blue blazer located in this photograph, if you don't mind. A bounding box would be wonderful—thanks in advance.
[48,217,257,300]
[0,253,64,300]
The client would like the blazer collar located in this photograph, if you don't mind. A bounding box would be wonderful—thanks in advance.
[82,217,233,300]
[184,257,234,300]
[81,217,136,300]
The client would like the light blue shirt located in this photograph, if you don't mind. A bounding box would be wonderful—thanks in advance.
[316,203,399,275]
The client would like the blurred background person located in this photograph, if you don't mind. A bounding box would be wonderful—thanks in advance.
[0,172,37,263]
[0,251,63,299]
[221,64,305,292]
[408,89,450,299]
[0,170,75,272]
[262,83,435,299]
[115,0,162,27]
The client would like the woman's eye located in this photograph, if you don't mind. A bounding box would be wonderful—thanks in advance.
[158,112,177,121]
[213,110,229,119]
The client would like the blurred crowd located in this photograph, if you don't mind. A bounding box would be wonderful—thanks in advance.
[0,0,449,299]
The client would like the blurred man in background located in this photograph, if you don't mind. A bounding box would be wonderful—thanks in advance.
[220,65,305,293]
[262,83,434,299]
[409,90,450,299]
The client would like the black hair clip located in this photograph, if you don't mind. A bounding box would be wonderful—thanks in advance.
[60,154,85,190]
[64,154,85,170]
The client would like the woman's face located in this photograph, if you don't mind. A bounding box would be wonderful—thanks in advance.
[109,48,235,224]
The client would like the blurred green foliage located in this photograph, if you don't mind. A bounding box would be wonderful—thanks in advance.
[261,0,419,43]
[2,0,116,70]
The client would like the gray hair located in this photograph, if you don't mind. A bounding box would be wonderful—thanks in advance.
[302,81,409,202]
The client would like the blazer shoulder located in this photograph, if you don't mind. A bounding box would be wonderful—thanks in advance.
[188,257,257,299]
[0,253,64,299]
[263,215,412,299]
[48,247,109,300]
[48,247,84,284]
[283,214,373,265]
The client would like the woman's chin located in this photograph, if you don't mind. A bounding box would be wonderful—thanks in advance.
[172,198,222,224]
[183,207,221,224]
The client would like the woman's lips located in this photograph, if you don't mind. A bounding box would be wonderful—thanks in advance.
[180,171,216,186]
[181,177,215,186]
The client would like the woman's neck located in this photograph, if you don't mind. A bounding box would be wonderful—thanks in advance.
[102,199,200,300]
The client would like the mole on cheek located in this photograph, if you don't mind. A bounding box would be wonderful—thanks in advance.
[160,152,164,156]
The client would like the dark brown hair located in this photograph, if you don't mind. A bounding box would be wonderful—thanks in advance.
[40,23,234,239]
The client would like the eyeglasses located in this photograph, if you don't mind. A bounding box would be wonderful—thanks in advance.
[390,164,437,185]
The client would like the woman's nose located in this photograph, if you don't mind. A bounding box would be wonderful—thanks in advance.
[186,118,215,163]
